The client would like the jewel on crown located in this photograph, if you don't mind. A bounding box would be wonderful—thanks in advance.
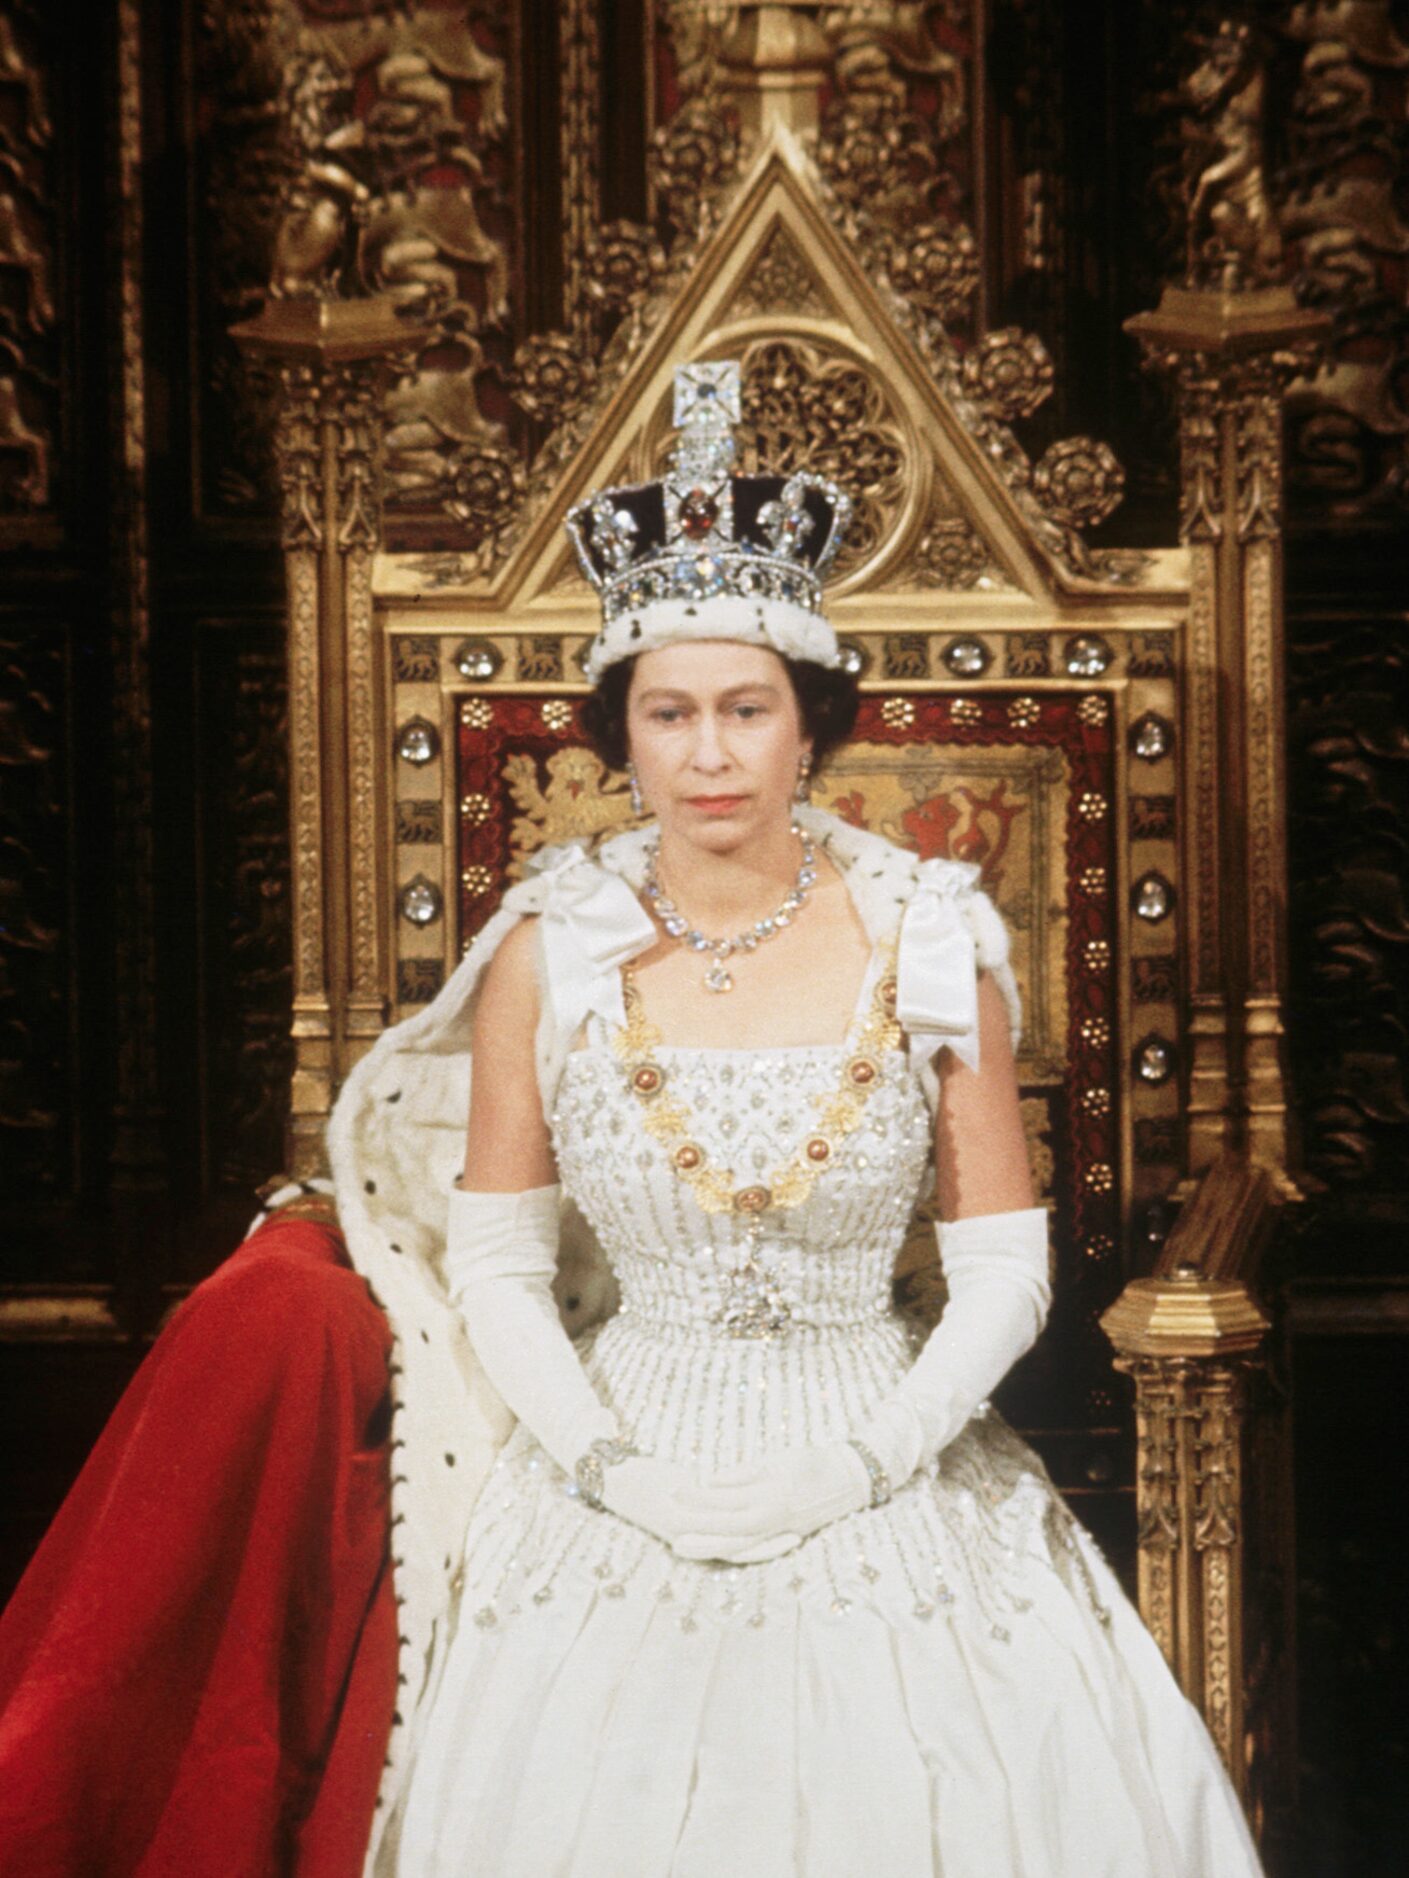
[563,360,854,674]
[588,496,639,572]
[758,476,816,557]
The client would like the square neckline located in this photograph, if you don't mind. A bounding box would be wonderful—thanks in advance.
[623,938,888,1056]
[560,937,895,1063]
[565,826,900,1060]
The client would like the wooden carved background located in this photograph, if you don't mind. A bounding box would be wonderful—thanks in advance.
[1,5,1406,1870]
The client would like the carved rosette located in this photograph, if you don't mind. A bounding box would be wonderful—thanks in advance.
[911,514,993,590]
[886,223,980,323]
[801,166,1123,588]
[462,3,1113,598]
[446,444,528,553]
[650,94,741,237]
[509,332,597,429]
[583,218,670,320]
[1033,437,1125,530]
[815,93,936,227]
[960,328,1055,422]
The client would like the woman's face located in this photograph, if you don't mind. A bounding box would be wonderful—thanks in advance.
[625,640,809,851]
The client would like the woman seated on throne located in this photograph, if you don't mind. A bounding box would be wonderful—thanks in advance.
[0,362,1263,1876]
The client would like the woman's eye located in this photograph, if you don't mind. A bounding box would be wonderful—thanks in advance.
[733,704,766,720]
[652,707,686,724]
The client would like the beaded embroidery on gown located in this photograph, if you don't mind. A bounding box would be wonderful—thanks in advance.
[391,952,1264,1876]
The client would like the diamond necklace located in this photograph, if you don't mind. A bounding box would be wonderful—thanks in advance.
[643,821,818,993]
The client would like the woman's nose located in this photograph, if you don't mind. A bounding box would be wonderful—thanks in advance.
[690,715,729,770]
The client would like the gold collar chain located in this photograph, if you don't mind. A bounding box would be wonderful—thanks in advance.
[612,944,901,1337]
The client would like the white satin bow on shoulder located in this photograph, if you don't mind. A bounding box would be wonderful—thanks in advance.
[528,844,657,1041]
[895,857,984,1075]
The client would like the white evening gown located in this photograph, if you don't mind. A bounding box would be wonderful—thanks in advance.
[393,965,1264,1876]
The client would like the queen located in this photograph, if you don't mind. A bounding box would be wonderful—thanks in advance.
[316,362,1265,1874]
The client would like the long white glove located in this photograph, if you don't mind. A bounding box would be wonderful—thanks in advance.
[855,1205,1051,1488]
[444,1184,797,1558]
[445,1183,619,1475]
[681,1206,1051,1563]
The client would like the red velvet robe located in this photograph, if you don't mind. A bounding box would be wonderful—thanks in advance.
[0,1219,398,1877]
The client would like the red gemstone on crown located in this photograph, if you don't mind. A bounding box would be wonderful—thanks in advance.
[679,490,719,539]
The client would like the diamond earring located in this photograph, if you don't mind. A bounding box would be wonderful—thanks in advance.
[794,750,813,804]
[628,761,645,817]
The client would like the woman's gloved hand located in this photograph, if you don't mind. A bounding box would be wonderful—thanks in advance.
[601,1454,805,1562]
[668,1442,873,1564]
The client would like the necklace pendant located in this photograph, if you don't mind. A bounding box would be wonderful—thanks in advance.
[704,958,734,993]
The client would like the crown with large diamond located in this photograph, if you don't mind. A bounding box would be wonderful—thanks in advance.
[567,361,853,683]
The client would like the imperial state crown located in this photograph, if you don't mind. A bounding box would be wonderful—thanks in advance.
[566,360,853,682]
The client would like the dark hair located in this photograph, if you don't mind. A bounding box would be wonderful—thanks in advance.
[579,651,860,775]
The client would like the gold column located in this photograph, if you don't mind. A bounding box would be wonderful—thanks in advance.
[1127,288,1324,1175]
[1112,33,1319,1837]
[1101,1154,1276,1792]
[232,300,425,1176]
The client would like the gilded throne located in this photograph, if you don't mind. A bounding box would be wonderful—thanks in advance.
[234,13,1321,1856]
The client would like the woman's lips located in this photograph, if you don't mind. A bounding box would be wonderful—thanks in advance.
[685,795,748,814]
